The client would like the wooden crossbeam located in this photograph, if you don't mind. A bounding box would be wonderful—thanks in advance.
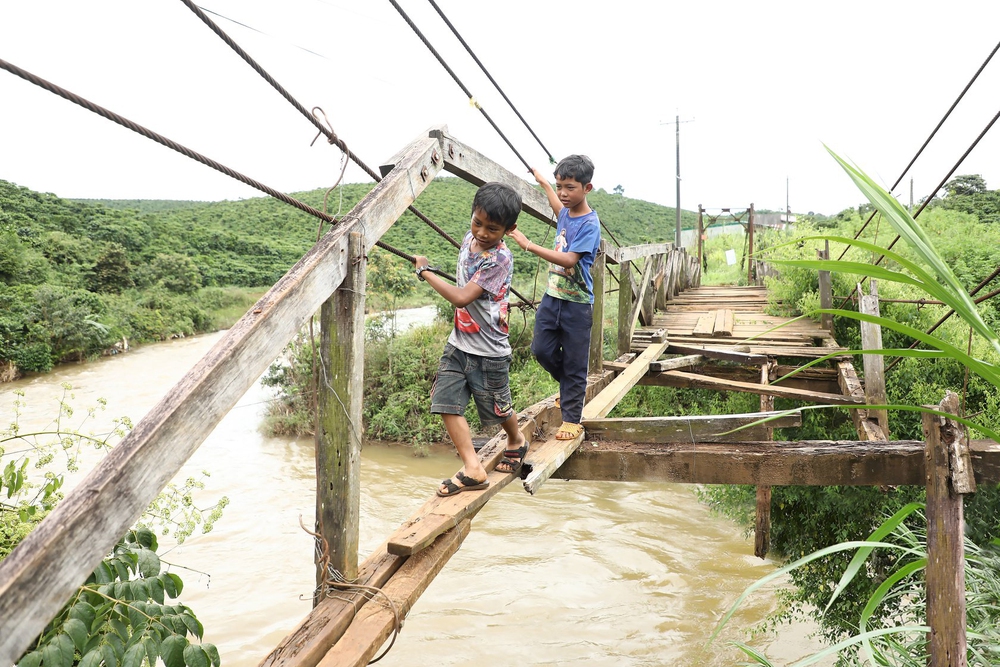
[657,370,866,405]
[582,411,802,443]
[628,256,654,337]
[554,439,1000,486]
[713,309,735,337]
[604,354,703,374]
[666,343,769,365]
[692,313,716,336]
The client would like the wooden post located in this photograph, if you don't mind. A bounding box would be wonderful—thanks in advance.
[589,250,606,374]
[924,391,969,666]
[858,279,889,438]
[316,232,366,599]
[617,260,634,356]
[818,240,833,333]
[754,361,775,559]
[747,203,755,286]
[697,205,704,271]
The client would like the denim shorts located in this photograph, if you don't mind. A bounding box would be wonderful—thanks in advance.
[430,343,514,427]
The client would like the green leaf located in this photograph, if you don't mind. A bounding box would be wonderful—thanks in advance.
[137,549,161,578]
[68,601,98,633]
[101,643,118,667]
[130,579,149,601]
[122,641,146,667]
[183,644,209,667]
[148,577,165,605]
[127,603,146,632]
[143,636,160,666]
[160,573,177,599]
[202,643,220,667]
[110,616,129,641]
[105,631,125,659]
[135,528,157,550]
[16,651,42,667]
[180,612,204,640]
[165,573,184,597]
[41,634,75,667]
[160,635,187,667]
[78,649,104,667]
[63,617,89,652]
[113,560,131,583]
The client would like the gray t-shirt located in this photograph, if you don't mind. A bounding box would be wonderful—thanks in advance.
[447,232,514,357]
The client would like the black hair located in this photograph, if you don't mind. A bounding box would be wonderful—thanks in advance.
[554,154,595,185]
[472,181,522,229]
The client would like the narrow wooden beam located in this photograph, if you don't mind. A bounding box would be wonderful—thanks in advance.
[316,232,366,595]
[583,411,801,443]
[554,439,1000,486]
[317,520,473,667]
[604,354,703,374]
[859,280,890,438]
[755,362,775,559]
[589,250,606,374]
[713,309,735,337]
[0,132,444,666]
[924,392,968,666]
[692,313,715,336]
[613,242,673,263]
[658,370,866,405]
[523,342,669,494]
[628,256,654,339]
[666,343,769,365]
[818,241,833,332]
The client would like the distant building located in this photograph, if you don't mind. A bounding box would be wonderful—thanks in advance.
[753,212,795,230]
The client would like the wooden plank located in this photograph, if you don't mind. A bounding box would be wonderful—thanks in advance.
[589,250,606,374]
[858,281,890,438]
[923,392,967,666]
[825,338,886,441]
[318,520,472,667]
[0,132,445,666]
[604,354,703,374]
[613,242,673,263]
[713,309,735,337]
[582,411,802,443]
[316,232,366,593]
[670,344,847,360]
[818,241,833,332]
[435,130,555,228]
[617,260,633,356]
[755,362,775,559]
[666,343,769,365]
[628,256,654,338]
[659,370,866,405]
[523,343,669,495]
[555,439,1000,486]
[692,313,716,336]
[261,548,404,667]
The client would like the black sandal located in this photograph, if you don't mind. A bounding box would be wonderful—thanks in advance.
[496,441,530,475]
[437,471,489,497]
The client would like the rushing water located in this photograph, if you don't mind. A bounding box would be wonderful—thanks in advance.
[1,311,833,666]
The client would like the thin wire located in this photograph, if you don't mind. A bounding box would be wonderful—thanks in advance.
[386,0,532,172]
[425,0,555,164]
[836,36,1000,263]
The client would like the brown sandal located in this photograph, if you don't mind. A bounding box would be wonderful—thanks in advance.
[555,422,583,440]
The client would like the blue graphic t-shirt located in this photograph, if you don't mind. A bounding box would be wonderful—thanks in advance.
[447,231,514,357]
[545,207,601,304]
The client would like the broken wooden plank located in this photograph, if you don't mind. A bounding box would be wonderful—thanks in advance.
[713,309,735,337]
[628,256,655,337]
[318,520,472,667]
[523,342,669,494]
[692,313,716,336]
[555,439,1000,486]
[604,354,703,374]
[666,343,769,365]
[612,242,673,264]
[582,411,802,443]
[659,370,866,405]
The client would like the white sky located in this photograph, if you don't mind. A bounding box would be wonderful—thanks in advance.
[2,0,999,216]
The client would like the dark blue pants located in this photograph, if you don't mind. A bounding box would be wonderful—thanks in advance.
[531,294,593,424]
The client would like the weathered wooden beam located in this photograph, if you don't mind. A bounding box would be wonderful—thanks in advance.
[555,439,1000,486]
[658,370,866,405]
[692,313,715,336]
[523,342,669,495]
[617,260,634,356]
[755,362,775,559]
[859,280,890,438]
[317,520,472,667]
[818,241,833,332]
[0,131,444,666]
[583,411,801,443]
[924,392,968,666]
[434,129,555,227]
[611,242,673,264]
[589,250,606,374]
[604,354,703,374]
[713,309,735,337]
[628,256,654,340]
[316,232,366,594]
[665,343,769,365]
[825,338,886,441]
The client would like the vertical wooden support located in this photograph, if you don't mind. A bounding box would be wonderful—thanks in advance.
[589,250,606,374]
[747,203,755,286]
[818,240,833,333]
[697,205,704,271]
[315,232,366,600]
[754,361,775,559]
[924,392,969,666]
[617,260,634,356]
[858,279,890,438]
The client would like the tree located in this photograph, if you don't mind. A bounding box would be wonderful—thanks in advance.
[88,243,134,294]
[945,174,987,197]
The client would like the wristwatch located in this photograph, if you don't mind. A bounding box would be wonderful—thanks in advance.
[416,265,430,281]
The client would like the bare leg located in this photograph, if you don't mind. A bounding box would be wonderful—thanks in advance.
[495,413,527,473]
[440,413,487,494]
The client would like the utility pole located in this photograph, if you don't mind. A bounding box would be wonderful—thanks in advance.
[660,115,694,248]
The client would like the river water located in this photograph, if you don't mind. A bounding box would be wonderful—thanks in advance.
[1,310,832,666]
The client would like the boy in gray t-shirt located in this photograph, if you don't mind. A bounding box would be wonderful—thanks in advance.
[413,182,529,497]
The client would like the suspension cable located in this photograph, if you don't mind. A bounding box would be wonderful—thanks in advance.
[386,0,532,172]
[835,36,1000,263]
[425,0,555,164]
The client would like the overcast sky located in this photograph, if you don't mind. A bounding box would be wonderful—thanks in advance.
[2,0,999,217]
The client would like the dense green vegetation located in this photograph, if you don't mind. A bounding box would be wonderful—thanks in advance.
[0,176,685,378]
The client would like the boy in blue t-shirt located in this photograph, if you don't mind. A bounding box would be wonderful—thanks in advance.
[508,155,601,440]
[413,182,529,496]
